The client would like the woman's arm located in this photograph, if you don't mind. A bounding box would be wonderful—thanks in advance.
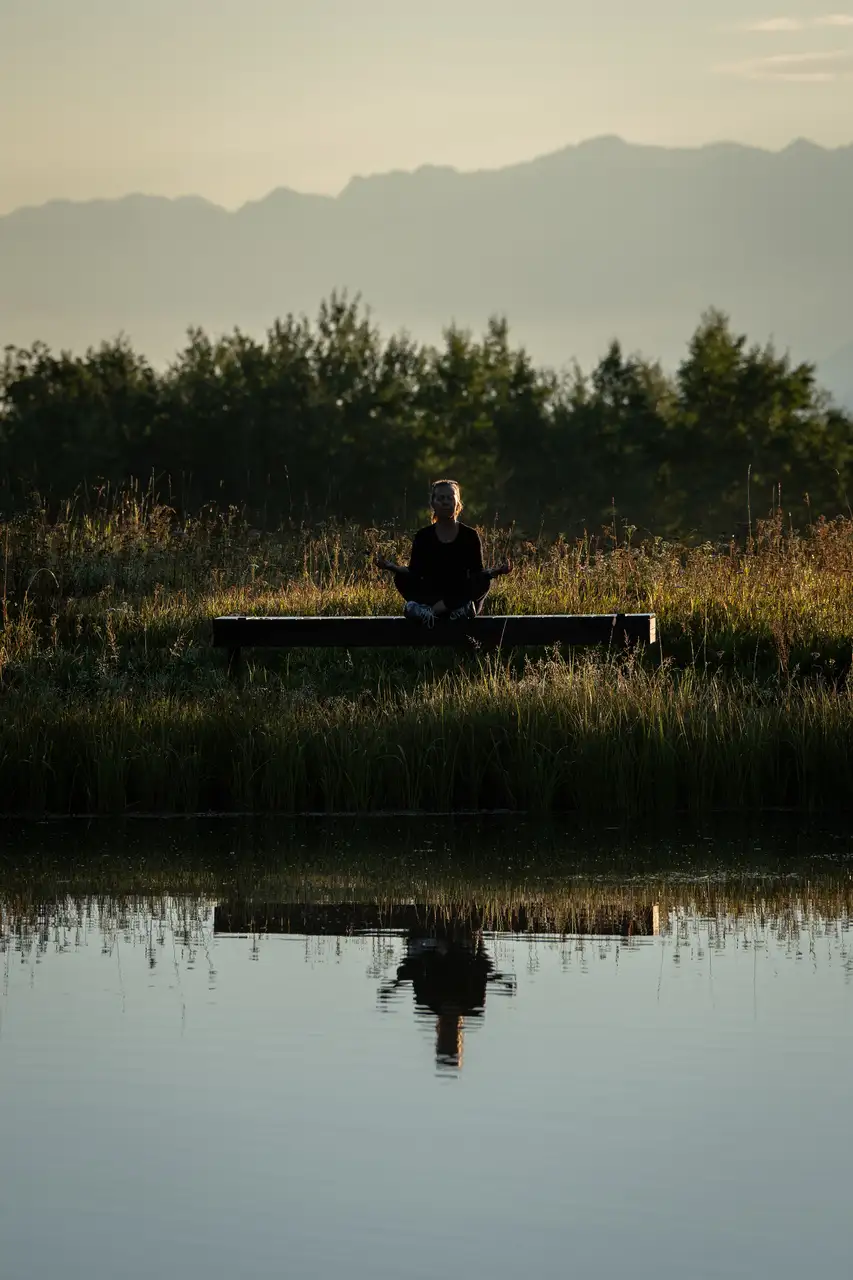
[474,531,513,579]
[376,529,426,576]
[484,559,513,579]
[375,552,409,574]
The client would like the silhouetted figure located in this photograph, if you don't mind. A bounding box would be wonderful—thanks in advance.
[379,913,515,1071]
[375,478,511,627]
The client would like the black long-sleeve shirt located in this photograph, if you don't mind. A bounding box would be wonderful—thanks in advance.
[408,523,484,595]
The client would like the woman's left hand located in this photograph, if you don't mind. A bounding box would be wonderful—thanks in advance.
[493,559,513,577]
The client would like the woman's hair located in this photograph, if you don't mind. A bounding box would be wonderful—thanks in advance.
[429,478,463,522]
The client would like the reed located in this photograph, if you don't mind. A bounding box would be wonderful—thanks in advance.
[2,491,853,815]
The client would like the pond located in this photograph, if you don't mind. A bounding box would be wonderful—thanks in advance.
[1,817,851,1278]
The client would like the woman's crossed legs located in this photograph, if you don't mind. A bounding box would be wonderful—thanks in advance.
[394,571,491,622]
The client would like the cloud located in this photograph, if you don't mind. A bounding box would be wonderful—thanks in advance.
[745,17,805,30]
[742,13,853,30]
[717,49,853,79]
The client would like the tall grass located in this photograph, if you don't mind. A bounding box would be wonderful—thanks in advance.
[2,490,853,814]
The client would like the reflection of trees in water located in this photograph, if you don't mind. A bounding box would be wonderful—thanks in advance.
[378,915,516,1072]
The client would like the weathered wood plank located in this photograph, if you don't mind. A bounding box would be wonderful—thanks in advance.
[212,613,656,649]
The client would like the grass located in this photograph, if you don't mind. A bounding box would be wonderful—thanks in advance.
[2,490,853,814]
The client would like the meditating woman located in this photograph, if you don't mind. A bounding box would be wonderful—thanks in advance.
[375,479,512,627]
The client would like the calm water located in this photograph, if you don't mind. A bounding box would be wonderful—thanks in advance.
[1,820,852,1278]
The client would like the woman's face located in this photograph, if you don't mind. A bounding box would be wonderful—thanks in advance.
[431,484,458,520]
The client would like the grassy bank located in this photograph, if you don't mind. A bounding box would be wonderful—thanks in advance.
[2,494,853,815]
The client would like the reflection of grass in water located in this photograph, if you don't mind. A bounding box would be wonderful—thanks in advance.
[3,878,852,963]
[3,891,851,991]
[2,817,851,955]
[0,894,219,989]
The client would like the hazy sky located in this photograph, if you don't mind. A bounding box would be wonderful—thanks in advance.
[2,0,852,214]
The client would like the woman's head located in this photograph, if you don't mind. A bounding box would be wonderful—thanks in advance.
[430,478,463,522]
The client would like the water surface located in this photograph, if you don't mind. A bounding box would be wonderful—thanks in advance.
[1,819,851,1278]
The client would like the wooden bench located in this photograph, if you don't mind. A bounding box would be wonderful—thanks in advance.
[213,612,656,672]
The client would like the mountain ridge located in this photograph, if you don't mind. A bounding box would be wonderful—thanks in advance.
[6,134,853,220]
[2,135,851,406]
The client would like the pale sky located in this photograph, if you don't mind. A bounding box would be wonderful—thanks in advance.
[2,0,852,214]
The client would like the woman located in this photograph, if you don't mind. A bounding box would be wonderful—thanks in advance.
[376,479,512,626]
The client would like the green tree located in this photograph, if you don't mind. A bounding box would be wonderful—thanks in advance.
[672,309,852,534]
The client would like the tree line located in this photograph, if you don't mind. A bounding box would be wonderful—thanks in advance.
[1,295,850,538]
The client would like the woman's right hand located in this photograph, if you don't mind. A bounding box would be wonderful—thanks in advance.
[375,552,394,572]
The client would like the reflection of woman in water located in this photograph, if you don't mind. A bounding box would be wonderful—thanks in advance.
[379,915,515,1070]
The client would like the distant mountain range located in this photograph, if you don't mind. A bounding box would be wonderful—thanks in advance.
[2,136,851,405]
